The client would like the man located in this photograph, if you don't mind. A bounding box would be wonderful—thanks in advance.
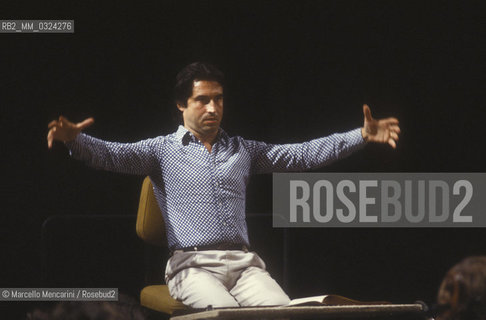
[47,62,400,308]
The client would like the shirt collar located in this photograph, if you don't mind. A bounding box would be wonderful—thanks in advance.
[175,125,228,146]
[175,125,191,145]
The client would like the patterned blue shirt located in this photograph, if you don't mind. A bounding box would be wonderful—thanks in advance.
[67,125,365,250]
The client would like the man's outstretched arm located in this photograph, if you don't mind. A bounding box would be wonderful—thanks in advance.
[46,116,161,176]
[247,104,401,174]
[47,116,94,148]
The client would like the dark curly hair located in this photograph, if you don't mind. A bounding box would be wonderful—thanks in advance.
[174,62,224,108]
[437,256,486,320]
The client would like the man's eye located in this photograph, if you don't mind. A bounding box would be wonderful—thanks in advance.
[197,97,210,104]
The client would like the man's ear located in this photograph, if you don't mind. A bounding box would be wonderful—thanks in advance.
[177,104,186,112]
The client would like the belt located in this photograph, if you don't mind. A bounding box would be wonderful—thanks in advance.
[170,243,249,256]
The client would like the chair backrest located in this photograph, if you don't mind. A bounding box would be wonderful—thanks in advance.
[136,177,167,247]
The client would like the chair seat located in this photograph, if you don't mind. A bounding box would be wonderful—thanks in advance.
[140,285,187,314]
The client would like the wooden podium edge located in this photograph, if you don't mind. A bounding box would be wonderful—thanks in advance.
[170,303,425,320]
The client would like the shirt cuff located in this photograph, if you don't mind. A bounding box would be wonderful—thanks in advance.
[348,127,367,149]
[64,133,87,157]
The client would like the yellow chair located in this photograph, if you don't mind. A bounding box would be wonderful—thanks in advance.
[136,176,187,315]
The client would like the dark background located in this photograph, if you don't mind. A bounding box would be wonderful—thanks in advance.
[1,0,485,316]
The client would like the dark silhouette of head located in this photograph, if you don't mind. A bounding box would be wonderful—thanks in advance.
[437,256,486,320]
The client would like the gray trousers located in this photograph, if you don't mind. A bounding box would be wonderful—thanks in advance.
[165,250,291,308]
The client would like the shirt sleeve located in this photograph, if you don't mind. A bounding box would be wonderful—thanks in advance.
[65,133,162,176]
[244,128,366,174]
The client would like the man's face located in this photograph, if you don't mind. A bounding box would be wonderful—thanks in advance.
[178,80,223,139]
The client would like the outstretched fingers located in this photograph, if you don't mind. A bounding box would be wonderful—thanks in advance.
[76,117,95,130]
[389,124,401,134]
[389,131,399,141]
[47,129,54,149]
[48,120,58,129]
[362,104,401,148]
[386,124,400,148]
[382,117,400,126]
[363,104,373,122]
[46,116,94,149]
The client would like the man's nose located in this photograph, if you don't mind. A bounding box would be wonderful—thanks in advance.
[206,100,216,113]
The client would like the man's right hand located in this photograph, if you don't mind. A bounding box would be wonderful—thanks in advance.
[47,116,94,149]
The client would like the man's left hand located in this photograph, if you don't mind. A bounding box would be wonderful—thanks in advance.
[361,104,400,149]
